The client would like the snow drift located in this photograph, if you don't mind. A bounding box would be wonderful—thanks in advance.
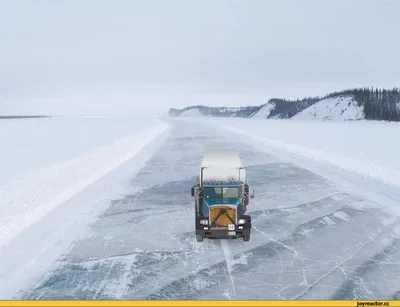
[0,117,169,250]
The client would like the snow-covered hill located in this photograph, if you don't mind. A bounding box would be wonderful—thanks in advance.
[169,97,362,121]
[180,108,203,117]
[171,96,365,121]
[168,87,400,122]
[292,96,364,121]
[250,102,275,119]
[168,105,262,118]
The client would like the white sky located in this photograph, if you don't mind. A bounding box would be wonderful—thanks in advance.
[1,0,399,116]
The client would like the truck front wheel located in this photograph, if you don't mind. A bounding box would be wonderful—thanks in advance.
[243,233,250,242]
[196,235,204,242]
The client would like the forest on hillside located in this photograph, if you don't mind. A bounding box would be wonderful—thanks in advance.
[169,87,400,122]
[326,88,400,121]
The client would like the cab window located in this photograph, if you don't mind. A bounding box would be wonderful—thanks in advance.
[205,187,222,198]
[204,187,239,198]
[222,187,239,198]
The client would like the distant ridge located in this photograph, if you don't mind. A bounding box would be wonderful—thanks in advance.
[168,87,400,122]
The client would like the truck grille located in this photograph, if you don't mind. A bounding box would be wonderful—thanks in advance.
[209,206,236,227]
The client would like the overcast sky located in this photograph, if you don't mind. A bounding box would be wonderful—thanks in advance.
[1,0,399,116]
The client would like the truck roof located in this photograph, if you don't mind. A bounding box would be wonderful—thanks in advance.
[201,150,243,168]
[203,181,241,186]
[200,150,246,183]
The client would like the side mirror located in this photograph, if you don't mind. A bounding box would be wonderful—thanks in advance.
[250,187,255,199]
[191,187,195,197]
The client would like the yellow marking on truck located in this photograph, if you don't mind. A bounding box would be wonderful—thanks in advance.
[210,206,236,227]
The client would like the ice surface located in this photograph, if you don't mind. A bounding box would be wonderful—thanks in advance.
[13,119,400,301]
[332,211,351,222]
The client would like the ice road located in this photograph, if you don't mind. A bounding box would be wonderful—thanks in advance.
[16,120,400,300]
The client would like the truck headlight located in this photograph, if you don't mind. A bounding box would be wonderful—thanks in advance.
[199,219,209,225]
[238,219,246,225]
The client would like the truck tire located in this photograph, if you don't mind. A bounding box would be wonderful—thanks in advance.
[196,235,204,242]
[243,233,250,242]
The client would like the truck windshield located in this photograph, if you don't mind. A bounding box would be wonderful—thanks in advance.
[205,187,240,198]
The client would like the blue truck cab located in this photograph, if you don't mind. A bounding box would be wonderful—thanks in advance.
[190,150,254,242]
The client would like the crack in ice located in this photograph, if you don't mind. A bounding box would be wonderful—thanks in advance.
[252,225,301,266]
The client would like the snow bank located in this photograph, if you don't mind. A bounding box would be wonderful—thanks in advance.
[176,116,400,189]
[0,117,155,186]
[220,119,400,187]
[0,117,169,249]
[250,102,275,119]
[293,95,364,121]
[220,119,400,186]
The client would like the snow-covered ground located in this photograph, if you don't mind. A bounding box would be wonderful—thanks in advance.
[2,115,400,300]
[15,118,400,300]
[0,116,170,297]
[176,116,400,213]
[0,116,160,185]
[292,95,364,120]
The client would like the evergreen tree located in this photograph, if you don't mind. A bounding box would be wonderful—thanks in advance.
[168,86,400,121]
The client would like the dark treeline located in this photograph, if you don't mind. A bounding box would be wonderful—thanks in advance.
[168,105,262,118]
[325,87,400,121]
[267,97,320,119]
[266,87,400,121]
[168,87,400,122]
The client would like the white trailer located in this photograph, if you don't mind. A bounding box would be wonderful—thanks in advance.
[200,150,246,184]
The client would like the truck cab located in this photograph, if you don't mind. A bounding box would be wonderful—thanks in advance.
[191,150,254,242]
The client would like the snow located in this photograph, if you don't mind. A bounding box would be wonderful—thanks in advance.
[212,118,400,188]
[202,167,245,183]
[332,211,351,222]
[201,150,245,182]
[293,95,364,121]
[0,117,169,250]
[7,118,400,300]
[322,216,336,225]
[180,108,203,117]
[251,102,275,119]
[0,116,156,185]
[174,116,400,215]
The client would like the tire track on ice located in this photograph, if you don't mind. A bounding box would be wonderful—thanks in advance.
[293,218,400,300]
[251,192,400,300]
[330,236,400,300]
[143,205,361,300]
[220,240,237,300]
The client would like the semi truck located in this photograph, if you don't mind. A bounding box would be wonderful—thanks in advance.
[190,150,254,242]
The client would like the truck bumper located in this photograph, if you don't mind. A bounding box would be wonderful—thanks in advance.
[195,215,252,240]
[196,228,250,239]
